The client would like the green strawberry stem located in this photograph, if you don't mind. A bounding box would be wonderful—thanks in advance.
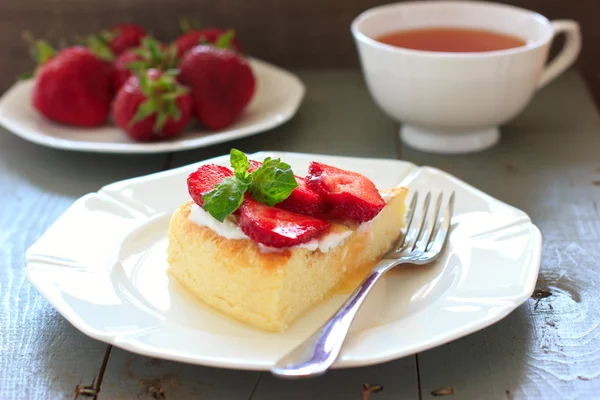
[77,32,115,61]
[22,32,56,66]
[129,69,189,133]
[127,37,178,73]
[215,30,236,49]
[179,17,202,33]
[20,31,56,80]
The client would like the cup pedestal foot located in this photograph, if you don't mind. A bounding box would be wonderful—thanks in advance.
[400,125,500,154]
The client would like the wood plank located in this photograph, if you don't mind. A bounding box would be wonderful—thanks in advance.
[99,348,261,399]
[0,130,167,399]
[251,359,418,400]
[409,72,600,397]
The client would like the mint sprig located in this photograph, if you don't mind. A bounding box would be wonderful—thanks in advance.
[201,177,247,222]
[248,158,297,206]
[202,149,298,221]
[230,148,251,184]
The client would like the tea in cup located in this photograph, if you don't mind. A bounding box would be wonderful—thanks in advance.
[351,1,581,153]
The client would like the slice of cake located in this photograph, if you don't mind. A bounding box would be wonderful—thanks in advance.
[166,150,407,332]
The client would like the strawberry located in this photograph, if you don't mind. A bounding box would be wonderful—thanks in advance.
[112,37,177,92]
[106,24,146,56]
[187,164,234,207]
[112,50,141,92]
[179,41,256,130]
[112,69,193,142]
[32,46,112,127]
[306,162,385,223]
[247,160,328,217]
[79,23,146,65]
[239,198,330,248]
[175,28,242,58]
[278,176,329,217]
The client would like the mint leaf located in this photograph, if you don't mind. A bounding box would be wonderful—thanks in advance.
[249,157,298,206]
[230,148,251,184]
[202,177,248,222]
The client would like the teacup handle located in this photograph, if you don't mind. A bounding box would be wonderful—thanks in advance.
[537,20,581,89]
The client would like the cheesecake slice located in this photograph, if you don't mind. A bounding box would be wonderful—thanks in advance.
[166,186,407,332]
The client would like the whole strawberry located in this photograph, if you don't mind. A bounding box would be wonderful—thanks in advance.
[113,69,193,142]
[112,50,141,92]
[179,36,256,130]
[80,23,146,63]
[112,37,177,92]
[32,46,112,127]
[175,28,242,59]
[109,24,146,55]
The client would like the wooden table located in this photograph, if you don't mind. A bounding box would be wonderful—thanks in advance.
[1,69,599,399]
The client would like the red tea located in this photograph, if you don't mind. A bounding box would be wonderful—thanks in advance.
[375,27,527,53]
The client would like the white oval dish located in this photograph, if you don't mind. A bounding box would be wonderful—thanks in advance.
[0,59,305,154]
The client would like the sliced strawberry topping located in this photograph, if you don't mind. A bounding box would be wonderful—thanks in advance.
[306,162,385,223]
[187,164,233,207]
[278,176,329,217]
[248,159,262,172]
[247,160,328,217]
[239,198,330,248]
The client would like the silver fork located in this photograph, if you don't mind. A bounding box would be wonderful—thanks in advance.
[270,190,455,379]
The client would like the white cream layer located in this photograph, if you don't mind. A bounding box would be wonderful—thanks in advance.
[188,204,353,253]
[188,192,390,253]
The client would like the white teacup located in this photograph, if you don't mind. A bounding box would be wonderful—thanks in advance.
[351,1,581,154]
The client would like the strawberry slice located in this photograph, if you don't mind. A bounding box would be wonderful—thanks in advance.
[278,176,329,217]
[248,159,262,172]
[187,164,233,207]
[306,162,385,222]
[247,160,329,217]
[239,198,330,248]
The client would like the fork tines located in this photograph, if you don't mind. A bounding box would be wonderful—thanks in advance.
[396,190,455,256]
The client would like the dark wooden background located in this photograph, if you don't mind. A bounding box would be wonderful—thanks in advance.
[1,0,599,101]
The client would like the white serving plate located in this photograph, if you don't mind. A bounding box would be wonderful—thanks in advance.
[25,152,542,370]
[0,59,304,154]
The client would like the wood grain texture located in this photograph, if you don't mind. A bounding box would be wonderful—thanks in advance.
[100,348,261,399]
[2,0,600,103]
[404,72,600,398]
[251,358,418,400]
[0,130,167,399]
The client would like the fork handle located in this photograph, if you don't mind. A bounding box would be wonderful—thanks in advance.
[270,258,400,378]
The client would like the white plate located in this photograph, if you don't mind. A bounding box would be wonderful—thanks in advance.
[0,59,304,154]
[26,152,542,370]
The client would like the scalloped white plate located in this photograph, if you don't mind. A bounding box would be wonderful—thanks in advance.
[0,59,304,153]
[26,152,542,370]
